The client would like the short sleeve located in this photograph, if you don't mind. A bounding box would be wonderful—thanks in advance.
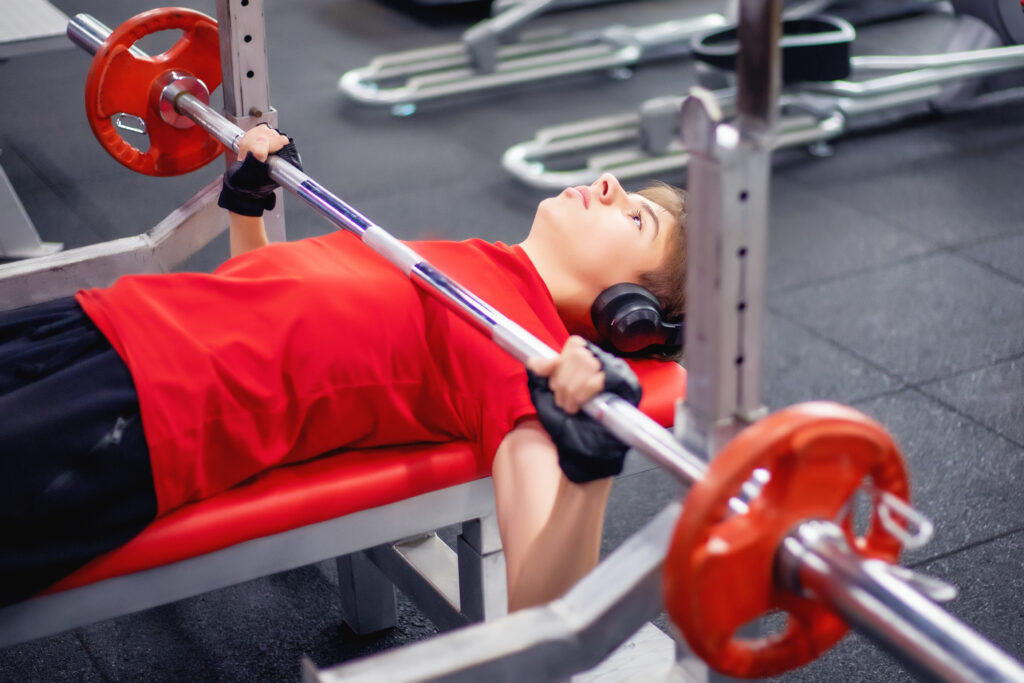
[477,362,538,465]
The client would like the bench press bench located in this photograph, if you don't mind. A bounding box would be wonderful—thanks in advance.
[0,358,685,649]
[0,2,688,658]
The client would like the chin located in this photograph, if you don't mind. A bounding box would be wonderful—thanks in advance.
[535,196,561,219]
[531,200,570,239]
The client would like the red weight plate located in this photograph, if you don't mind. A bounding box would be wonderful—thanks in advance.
[664,402,910,678]
[84,8,223,176]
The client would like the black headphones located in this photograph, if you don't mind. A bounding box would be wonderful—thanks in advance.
[590,283,684,356]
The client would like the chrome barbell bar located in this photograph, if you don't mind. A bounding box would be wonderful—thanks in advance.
[68,14,1024,681]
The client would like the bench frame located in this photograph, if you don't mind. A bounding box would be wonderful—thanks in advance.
[0,1,680,675]
[0,476,505,647]
[0,452,662,649]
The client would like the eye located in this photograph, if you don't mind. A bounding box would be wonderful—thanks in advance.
[629,210,643,230]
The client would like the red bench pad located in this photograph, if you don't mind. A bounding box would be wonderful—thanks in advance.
[48,361,686,593]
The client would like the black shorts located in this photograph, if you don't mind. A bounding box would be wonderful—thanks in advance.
[0,297,157,606]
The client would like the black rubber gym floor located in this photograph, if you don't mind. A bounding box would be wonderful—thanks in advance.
[1,0,1023,680]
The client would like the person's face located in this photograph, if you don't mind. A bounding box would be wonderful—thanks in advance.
[531,173,676,294]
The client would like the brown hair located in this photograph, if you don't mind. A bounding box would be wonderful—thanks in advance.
[637,181,687,361]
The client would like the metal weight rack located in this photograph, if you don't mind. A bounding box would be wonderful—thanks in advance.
[66,3,1024,681]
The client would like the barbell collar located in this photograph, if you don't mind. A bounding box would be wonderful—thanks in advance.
[68,12,713,488]
[69,14,1024,681]
[154,71,211,129]
[779,521,1024,682]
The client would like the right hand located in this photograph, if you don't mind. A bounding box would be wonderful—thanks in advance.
[218,124,302,217]
[235,123,290,162]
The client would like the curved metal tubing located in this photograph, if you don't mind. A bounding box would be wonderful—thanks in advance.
[70,14,1024,682]
[337,14,727,107]
[501,95,844,188]
[780,522,1024,683]
[502,41,1024,187]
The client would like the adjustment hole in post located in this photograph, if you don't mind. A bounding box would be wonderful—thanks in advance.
[244,34,252,43]
[735,355,744,366]
[246,70,255,79]
[739,190,749,201]
[738,247,747,258]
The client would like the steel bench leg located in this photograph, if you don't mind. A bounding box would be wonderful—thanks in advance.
[336,552,397,634]
[458,514,507,623]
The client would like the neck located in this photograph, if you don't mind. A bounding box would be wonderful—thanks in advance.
[520,237,596,338]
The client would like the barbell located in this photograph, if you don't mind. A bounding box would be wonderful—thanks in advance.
[68,9,1024,679]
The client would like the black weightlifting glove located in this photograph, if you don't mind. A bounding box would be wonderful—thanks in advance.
[526,342,642,483]
[217,124,303,217]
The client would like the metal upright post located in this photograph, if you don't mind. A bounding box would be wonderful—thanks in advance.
[673,1,782,680]
[676,0,781,461]
[68,8,1024,679]
[215,0,285,243]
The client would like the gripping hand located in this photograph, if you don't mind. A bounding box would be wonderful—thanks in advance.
[527,339,642,483]
[217,123,303,217]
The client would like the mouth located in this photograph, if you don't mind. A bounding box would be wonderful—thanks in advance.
[568,185,590,209]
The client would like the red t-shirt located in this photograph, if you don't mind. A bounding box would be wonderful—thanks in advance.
[77,232,569,516]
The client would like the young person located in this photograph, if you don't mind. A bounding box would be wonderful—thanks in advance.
[0,125,687,612]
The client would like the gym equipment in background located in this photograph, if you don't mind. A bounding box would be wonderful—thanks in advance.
[503,0,1024,188]
[64,6,1024,681]
[338,0,939,114]
[338,0,729,113]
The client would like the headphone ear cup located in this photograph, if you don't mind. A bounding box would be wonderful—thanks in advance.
[591,284,669,355]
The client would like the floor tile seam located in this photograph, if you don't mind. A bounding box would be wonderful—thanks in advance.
[899,385,1024,451]
[765,304,914,387]
[779,167,1006,251]
[339,106,511,161]
[812,182,1023,252]
[74,629,114,683]
[906,523,1024,570]
[777,164,942,239]
[770,270,1024,393]
[952,228,1024,251]
[947,243,1024,289]
[336,167,508,207]
[914,348,1024,392]
[3,143,97,201]
[0,144,111,245]
[767,247,945,297]
[789,108,1024,175]
[843,384,914,409]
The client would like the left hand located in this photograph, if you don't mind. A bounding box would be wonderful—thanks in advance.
[526,336,605,414]
[526,336,642,483]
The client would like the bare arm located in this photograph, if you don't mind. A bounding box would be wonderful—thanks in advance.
[492,420,613,611]
[492,335,624,611]
[229,212,269,258]
[225,125,291,258]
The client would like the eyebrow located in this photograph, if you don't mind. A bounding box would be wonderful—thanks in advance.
[640,201,660,239]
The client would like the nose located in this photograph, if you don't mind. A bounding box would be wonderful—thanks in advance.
[592,173,625,206]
